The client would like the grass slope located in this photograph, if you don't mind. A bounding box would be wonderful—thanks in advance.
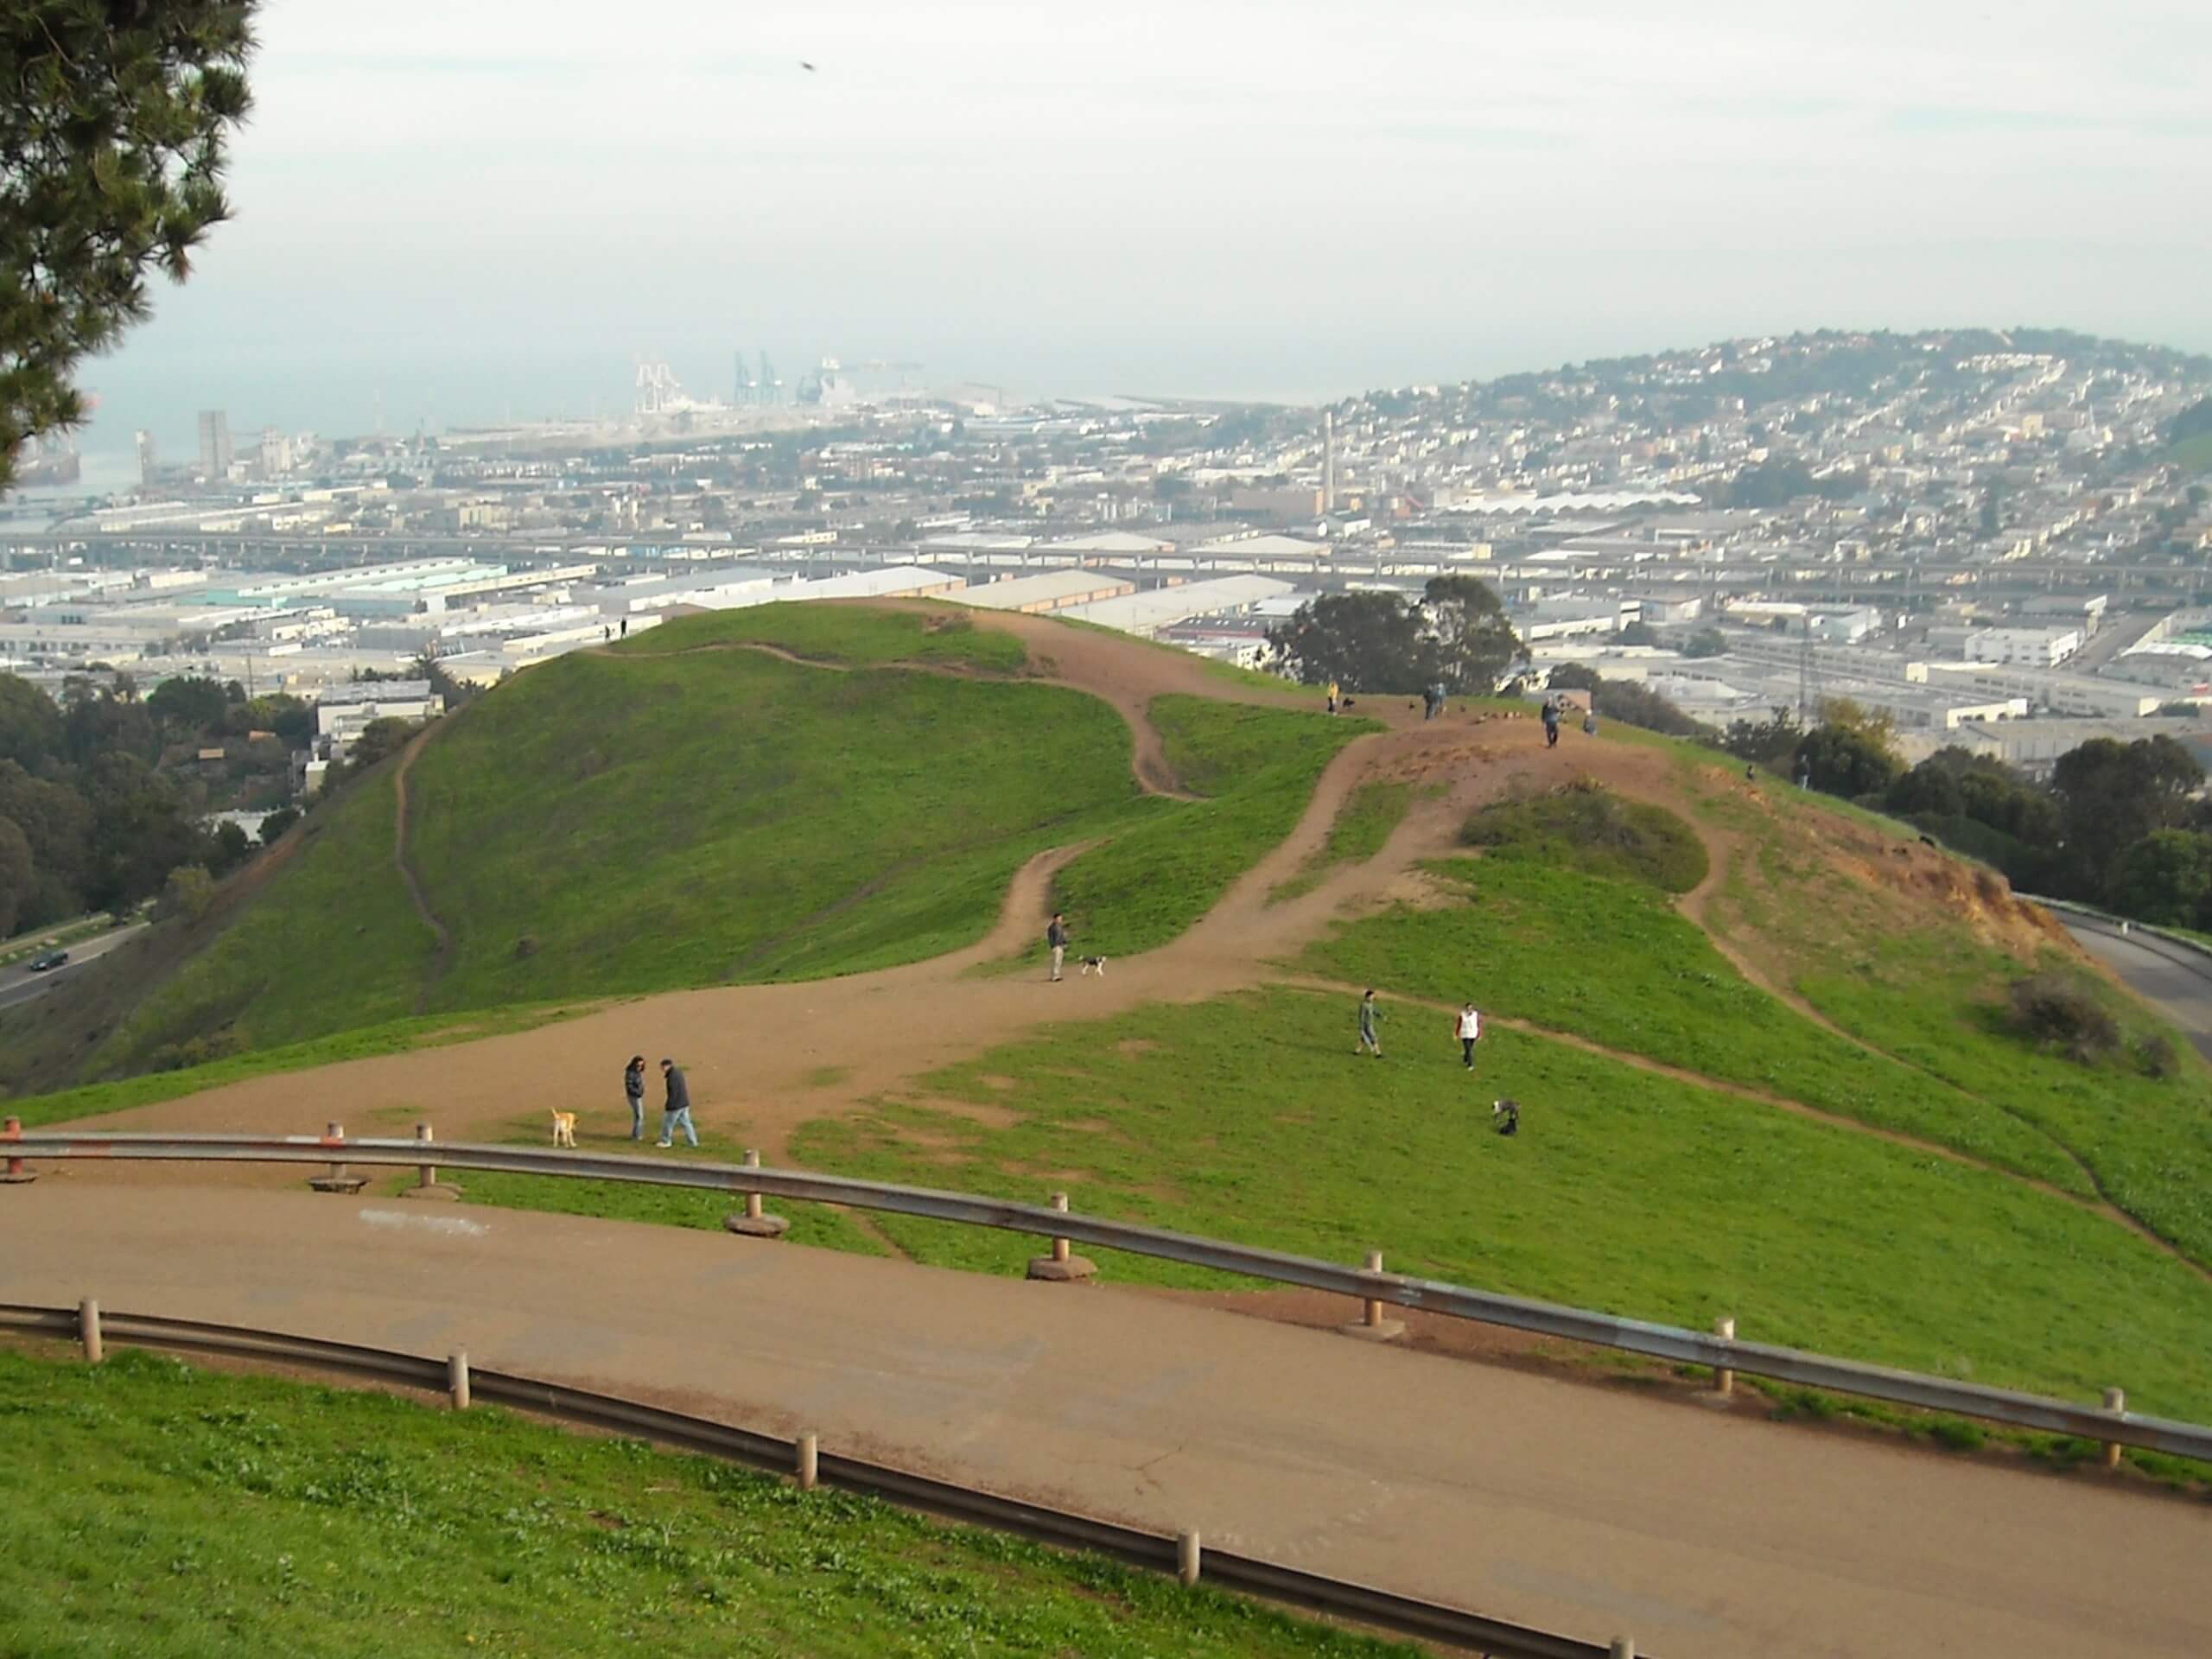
[1049,696,1372,954]
[1271,782,1414,904]
[0,1345,1408,1658]
[793,988,2212,1424]
[1306,856,2089,1192]
[1676,747,2212,1267]
[90,772,438,1077]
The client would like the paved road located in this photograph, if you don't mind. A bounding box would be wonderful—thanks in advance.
[0,924,144,1013]
[2063,914,2212,1058]
[2,1185,2204,1659]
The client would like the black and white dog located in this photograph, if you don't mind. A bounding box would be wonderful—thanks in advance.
[1078,955,1109,977]
[1492,1098,1520,1137]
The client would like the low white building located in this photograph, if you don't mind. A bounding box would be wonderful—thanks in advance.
[1928,626,2083,667]
[315,680,444,745]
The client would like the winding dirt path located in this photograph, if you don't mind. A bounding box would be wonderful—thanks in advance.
[389,726,454,1014]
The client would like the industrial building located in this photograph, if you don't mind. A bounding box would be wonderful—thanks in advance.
[956,571,1134,613]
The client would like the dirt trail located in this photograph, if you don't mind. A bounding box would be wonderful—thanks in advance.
[390,727,454,1014]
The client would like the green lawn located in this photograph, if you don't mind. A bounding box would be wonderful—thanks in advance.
[0,1345,1408,1658]
[1048,697,1373,955]
[791,988,2212,1425]
[1303,856,2090,1193]
[1272,782,1414,903]
[620,600,1030,672]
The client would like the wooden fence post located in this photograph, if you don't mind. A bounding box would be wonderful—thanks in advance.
[723,1148,791,1237]
[1027,1192,1096,1281]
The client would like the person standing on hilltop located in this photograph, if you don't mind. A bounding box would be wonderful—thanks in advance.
[623,1053,647,1141]
[1046,911,1071,982]
[657,1058,698,1148]
[1455,1002,1483,1071]
[1541,698,1560,749]
[1357,988,1385,1058]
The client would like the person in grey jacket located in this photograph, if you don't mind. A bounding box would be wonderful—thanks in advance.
[1046,912,1071,982]
[1356,988,1384,1057]
[657,1058,698,1148]
[623,1054,647,1141]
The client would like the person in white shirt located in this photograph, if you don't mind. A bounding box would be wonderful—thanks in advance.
[1455,1003,1482,1071]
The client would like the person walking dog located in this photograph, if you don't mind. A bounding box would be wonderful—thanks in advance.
[1046,912,1071,982]
[623,1054,647,1141]
[1455,1002,1483,1071]
[657,1058,698,1148]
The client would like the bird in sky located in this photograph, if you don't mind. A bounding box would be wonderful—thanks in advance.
[800,60,817,72]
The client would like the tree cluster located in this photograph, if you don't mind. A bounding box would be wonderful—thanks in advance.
[0,671,302,935]
[1267,577,1521,696]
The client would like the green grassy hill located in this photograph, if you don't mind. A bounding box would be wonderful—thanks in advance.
[1,605,1363,1097]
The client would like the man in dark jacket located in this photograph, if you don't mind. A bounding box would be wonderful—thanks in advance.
[1046,912,1071,982]
[657,1058,698,1148]
[623,1054,646,1141]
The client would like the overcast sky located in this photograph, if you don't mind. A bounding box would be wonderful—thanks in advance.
[73,0,2212,450]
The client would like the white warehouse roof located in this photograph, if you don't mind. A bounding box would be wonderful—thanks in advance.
[1059,576,1297,637]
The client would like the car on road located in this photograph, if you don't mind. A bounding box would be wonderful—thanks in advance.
[27,950,69,972]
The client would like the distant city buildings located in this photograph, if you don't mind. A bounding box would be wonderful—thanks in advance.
[6,327,2210,780]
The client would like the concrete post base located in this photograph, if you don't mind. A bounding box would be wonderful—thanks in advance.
[1026,1254,1096,1282]
[1338,1317,1407,1342]
[401,1182,464,1201]
[0,1170,37,1185]
[308,1174,370,1194]
[723,1211,791,1238]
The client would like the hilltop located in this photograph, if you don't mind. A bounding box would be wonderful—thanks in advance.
[0,602,1347,1097]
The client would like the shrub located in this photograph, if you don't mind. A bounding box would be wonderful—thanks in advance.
[1461,783,1709,893]
[2006,973,2120,1065]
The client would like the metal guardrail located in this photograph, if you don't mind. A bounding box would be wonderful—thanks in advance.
[5,1127,2203,1467]
[0,1299,1624,1659]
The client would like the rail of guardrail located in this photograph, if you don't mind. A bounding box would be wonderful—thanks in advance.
[0,1299,1630,1659]
[3,1126,2204,1465]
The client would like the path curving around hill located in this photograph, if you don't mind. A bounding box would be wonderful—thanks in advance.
[389,724,455,1014]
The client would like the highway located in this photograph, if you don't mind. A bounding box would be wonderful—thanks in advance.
[0,923,144,1013]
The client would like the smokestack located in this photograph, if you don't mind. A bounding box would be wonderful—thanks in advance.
[1323,410,1337,513]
